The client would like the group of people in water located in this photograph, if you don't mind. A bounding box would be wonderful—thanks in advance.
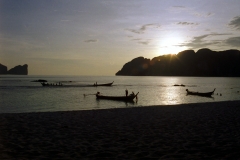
[42,82,63,86]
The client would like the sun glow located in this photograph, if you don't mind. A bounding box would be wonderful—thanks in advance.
[157,36,187,55]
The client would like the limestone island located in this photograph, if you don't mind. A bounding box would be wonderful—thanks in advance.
[0,64,28,75]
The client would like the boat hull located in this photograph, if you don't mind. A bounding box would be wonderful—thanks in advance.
[93,81,114,86]
[96,92,138,101]
[186,88,215,97]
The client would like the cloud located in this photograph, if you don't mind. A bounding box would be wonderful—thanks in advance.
[125,24,159,45]
[177,33,229,49]
[84,39,98,43]
[132,38,141,41]
[177,22,199,26]
[131,38,150,45]
[172,6,185,8]
[138,41,150,45]
[168,6,214,17]
[225,37,240,47]
[229,16,240,30]
[168,6,187,13]
[193,12,214,17]
[207,12,214,17]
[125,29,143,34]
[125,24,160,34]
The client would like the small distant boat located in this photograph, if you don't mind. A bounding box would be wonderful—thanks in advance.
[96,92,139,101]
[31,79,47,82]
[186,88,215,97]
[173,84,185,87]
[93,81,114,86]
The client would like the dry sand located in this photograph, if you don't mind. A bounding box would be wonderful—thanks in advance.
[1,101,240,159]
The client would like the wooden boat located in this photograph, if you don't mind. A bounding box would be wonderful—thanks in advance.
[173,84,185,87]
[96,92,139,101]
[93,81,114,86]
[186,88,215,97]
[31,79,47,82]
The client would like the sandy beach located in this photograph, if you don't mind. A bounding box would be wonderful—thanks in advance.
[1,101,240,159]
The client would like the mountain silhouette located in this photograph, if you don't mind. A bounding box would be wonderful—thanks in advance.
[0,64,28,75]
[116,48,240,77]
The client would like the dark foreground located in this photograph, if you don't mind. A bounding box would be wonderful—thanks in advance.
[1,101,240,159]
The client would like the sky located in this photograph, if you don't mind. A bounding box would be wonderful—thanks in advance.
[1,0,240,75]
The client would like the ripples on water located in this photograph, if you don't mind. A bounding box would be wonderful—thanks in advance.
[1,75,240,113]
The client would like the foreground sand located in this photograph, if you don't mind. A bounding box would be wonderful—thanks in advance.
[1,101,240,159]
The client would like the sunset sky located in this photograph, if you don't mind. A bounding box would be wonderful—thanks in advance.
[1,0,240,75]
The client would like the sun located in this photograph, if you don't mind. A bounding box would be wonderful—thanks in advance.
[157,36,187,55]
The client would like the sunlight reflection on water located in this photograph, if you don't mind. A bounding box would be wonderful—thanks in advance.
[1,75,240,113]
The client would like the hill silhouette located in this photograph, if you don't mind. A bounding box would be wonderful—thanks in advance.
[0,64,28,75]
[116,48,240,77]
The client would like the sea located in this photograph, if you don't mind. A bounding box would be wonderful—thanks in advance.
[1,75,240,113]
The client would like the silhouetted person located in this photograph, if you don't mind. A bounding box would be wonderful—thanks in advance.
[125,89,128,97]
[129,92,135,96]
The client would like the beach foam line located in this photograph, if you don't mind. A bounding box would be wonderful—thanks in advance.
[1,100,240,159]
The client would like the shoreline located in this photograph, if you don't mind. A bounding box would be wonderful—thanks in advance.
[1,101,240,159]
[1,100,240,114]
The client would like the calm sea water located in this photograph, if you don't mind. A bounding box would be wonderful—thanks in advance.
[1,75,240,113]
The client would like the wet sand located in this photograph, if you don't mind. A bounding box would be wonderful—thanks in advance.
[1,101,240,159]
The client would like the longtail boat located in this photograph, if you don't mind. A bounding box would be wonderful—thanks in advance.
[93,81,114,86]
[186,88,215,97]
[96,92,139,101]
